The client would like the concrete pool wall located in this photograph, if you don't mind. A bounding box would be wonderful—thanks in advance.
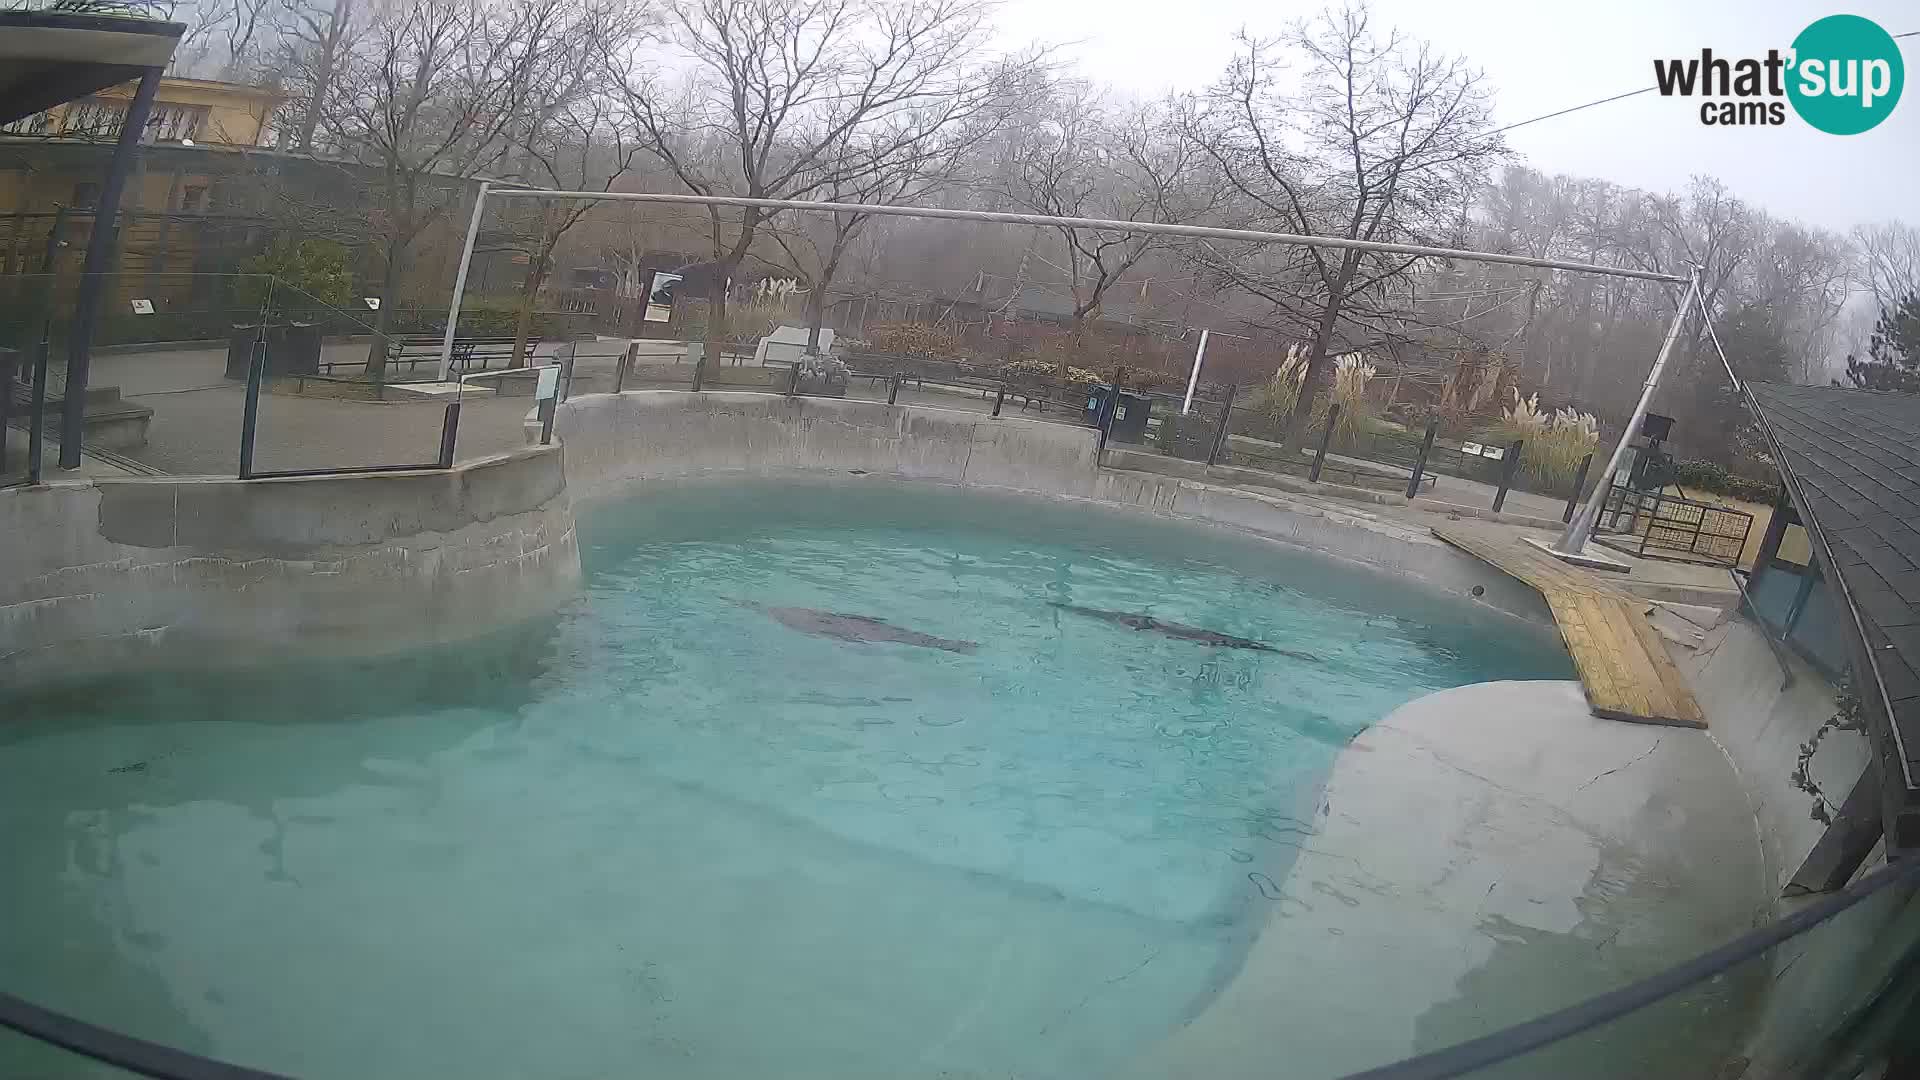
[550,391,1554,626]
[1,386,1905,1074]
[0,445,578,689]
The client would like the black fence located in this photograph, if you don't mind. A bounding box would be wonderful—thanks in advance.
[0,324,52,488]
[1595,485,1754,567]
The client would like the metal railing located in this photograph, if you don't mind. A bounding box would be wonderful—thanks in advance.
[1596,485,1754,567]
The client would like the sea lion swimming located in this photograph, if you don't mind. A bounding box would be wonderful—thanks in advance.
[748,604,979,654]
[1049,603,1320,661]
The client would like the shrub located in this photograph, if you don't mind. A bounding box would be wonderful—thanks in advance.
[1246,348,1378,444]
[867,322,959,358]
[1002,357,1099,384]
[1669,458,1779,503]
[1481,390,1600,494]
[237,238,354,315]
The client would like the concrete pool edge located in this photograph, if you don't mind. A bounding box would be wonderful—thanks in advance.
[1124,679,1772,1079]
[0,444,580,690]
[549,391,1558,632]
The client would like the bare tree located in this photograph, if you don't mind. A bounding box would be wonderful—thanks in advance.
[1191,3,1504,450]
[167,0,279,78]
[1855,220,1920,311]
[1009,85,1216,376]
[604,0,1007,368]
[281,0,359,154]
[317,0,567,375]
[499,2,652,367]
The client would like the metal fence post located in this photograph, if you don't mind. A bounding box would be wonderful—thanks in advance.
[992,384,1005,417]
[238,339,265,479]
[1310,403,1340,483]
[26,322,50,484]
[614,341,634,394]
[437,401,461,468]
[0,349,12,475]
[1206,383,1235,466]
[1564,452,1594,524]
[1492,438,1524,513]
[1405,419,1438,500]
[887,371,901,405]
[1097,367,1128,454]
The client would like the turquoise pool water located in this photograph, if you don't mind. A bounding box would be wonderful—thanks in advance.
[0,480,1572,1079]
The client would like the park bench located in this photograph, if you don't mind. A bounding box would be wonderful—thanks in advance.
[317,336,534,376]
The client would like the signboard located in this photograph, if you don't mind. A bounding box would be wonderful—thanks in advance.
[363,297,382,311]
[534,365,560,401]
[129,299,154,315]
[645,271,681,324]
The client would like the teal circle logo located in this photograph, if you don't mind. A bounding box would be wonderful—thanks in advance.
[1787,15,1904,134]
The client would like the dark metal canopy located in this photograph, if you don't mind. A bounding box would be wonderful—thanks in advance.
[0,8,183,127]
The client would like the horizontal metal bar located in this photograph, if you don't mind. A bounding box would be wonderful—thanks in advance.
[486,189,1689,285]
[243,462,447,479]
[0,989,290,1080]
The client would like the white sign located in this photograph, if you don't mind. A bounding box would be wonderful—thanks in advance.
[534,365,560,401]
[645,271,681,324]
[363,297,382,311]
[129,299,154,315]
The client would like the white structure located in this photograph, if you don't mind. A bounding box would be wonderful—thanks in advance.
[753,324,834,366]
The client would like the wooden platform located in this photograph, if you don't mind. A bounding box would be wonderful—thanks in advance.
[1433,524,1706,729]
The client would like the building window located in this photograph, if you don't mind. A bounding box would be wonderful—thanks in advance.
[63,99,126,139]
[179,185,209,212]
[71,182,100,209]
[0,111,56,136]
[145,104,208,143]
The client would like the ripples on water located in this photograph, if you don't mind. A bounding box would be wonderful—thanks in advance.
[0,479,1571,1079]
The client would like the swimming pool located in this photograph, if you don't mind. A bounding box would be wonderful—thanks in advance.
[0,479,1572,1078]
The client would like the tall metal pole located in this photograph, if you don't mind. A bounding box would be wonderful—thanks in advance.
[486,189,1688,286]
[437,180,490,382]
[1181,329,1210,416]
[1557,268,1702,554]
[61,66,163,470]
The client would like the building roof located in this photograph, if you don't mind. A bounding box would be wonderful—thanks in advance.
[0,9,183,127]
[1746,381,1920,853]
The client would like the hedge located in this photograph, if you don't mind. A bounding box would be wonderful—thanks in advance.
[1668,458,1779,504]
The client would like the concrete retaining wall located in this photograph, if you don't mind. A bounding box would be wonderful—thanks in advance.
[0,446,579,689]
[1681,618,1869,894]
[550,391,1553,626]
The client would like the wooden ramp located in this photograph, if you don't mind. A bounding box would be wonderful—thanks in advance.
[1433,524,1706,729]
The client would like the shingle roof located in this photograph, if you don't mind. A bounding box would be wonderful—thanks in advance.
[1747,381,1920,852]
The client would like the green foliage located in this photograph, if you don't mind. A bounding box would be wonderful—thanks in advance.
[1842,292,1920,392]
[237,238,354,315]
[1668,458,1778,503]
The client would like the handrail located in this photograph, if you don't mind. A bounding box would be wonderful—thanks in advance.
[5,856,1916,1080]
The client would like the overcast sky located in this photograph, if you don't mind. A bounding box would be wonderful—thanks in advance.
[994,0,1916,235]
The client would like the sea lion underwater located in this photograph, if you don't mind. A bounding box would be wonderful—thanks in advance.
[1049,603,1321,661]
[745,604,979,654]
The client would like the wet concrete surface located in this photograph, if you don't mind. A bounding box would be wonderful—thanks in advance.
[1126,679,1768,1079]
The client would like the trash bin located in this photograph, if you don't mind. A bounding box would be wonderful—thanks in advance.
[1082,384,1152,443]
[226,322,324,378]
[278,321,322,376]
